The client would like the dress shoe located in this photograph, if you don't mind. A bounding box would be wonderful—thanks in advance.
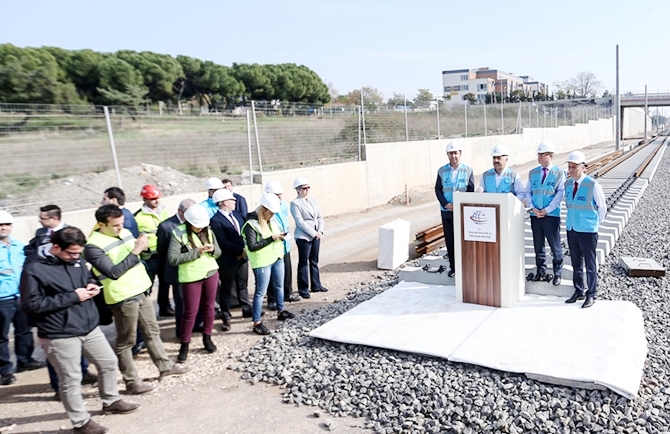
[267,302,278,311]
[552,275,561,286]
[565,292,586,304]
[160,364,191,379]
[159,307,175,317]
[531,272,547,282]
[221,319,231,332]
[286,294,302,302]
[582,297,595,308]
[447,270,455,278]
[126,380,155,395]
[16,360,46,373]
[74,418,109,434]
[81,373,98,385]
[1,374,16,386]
[298,291,311,299]
[102,399,140,415]
[311,287,328,292]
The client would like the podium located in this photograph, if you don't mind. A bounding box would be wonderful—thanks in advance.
[453,192,525,308]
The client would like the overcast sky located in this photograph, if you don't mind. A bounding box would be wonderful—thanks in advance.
[2,0,669,101]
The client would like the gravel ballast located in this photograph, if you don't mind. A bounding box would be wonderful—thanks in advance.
[234,149,670,433]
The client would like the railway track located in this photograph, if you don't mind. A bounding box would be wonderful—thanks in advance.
[415,133,669,255]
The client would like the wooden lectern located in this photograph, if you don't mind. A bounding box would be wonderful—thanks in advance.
[453,192,525,308]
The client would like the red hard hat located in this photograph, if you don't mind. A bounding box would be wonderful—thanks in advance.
[140,184,161,199]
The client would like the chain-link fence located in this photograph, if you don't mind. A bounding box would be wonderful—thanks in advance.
[0,100,612,207]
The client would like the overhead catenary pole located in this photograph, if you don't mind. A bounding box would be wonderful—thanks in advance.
[615,45,621,150]
[103,106,123,188]
[644,84,648,139]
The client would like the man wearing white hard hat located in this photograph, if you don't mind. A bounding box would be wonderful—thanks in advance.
[291,177,327,297]
[210,188,251,330]
[223,178,249,220]
[563,151,606,308]
[200,177,225,219]
[265,181,301,310]
[434,142,475,277]
[0,210,43,386]
[523,141,565,286]
[479,145,524,197]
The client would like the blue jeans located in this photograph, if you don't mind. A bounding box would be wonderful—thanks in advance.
[296,238,322,293]
[0,297,34,375]
[252,259,284,322]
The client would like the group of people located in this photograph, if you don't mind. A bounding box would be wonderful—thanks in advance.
[0,176,328,434]
[435,140,607,308]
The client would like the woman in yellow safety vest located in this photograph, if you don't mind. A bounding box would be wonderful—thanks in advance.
[242,193,296,335]
[168,204,221,362]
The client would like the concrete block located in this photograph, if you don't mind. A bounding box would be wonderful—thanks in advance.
[377,218,410,270]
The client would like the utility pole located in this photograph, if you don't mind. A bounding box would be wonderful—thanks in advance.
[644,85,648,139]
[615,45,621,150]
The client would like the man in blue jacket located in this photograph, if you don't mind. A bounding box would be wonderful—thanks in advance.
[434,142,475,278]
[0,210,43,386]
[20,227,139,434]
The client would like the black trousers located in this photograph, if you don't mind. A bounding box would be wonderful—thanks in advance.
[530,216,563,276]
[440,210,456,272]
[567,229,598,298]
[219,261,250,319]
[296,238,322,293]
[268,252,293,303]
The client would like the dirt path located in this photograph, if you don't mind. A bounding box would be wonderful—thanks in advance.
[0,139,622,433]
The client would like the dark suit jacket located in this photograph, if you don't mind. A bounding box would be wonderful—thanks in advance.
[122,207,140,238]
[157,214,180,284]
[210,210,247,269]
[24,224,69,257]
[233,193,248,220]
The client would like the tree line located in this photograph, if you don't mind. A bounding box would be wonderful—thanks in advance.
[0,44,331,108]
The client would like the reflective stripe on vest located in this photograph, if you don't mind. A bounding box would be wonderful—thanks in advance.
[482,168,517,194]
[171,224,219,283]
[242,219,284,269]
[565,177,599,233]
[87,229,153,305]
[529,165,563,217]
[437,163,472,212]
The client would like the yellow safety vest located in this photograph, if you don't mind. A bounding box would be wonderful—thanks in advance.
[171,224,219,283]
[87,229,153,305]
[134,207,168,259]
[243,218,284,269]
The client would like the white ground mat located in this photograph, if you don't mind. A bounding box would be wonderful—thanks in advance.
[310,281,647,399]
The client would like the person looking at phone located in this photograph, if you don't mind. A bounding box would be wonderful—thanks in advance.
[168,204,221,362]
[85,205,189,395]
[21,227,140,434]
[242,194,295,336]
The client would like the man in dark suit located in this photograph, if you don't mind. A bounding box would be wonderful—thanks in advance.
[25,205,67,257]
[102,187,139,238]
[209,189,251,330]
[222,179,248,220]
[156,199,195,339]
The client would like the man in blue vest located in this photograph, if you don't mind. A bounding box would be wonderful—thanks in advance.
[563,151,606,308]
[434,141,475,277]
[479,145,524,197]
[523,141,565,286]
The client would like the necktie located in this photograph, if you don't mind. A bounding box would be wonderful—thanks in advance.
[229,214,239,234]
[572,181,579,198]
[541,167,547,183]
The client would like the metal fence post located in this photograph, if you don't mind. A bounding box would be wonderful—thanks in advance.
[436,99,441,139]
[246,110,253,184]
[464,101,468,138]
[501,100,504,135]
[404,94,409,141]
[251,100,263,177]
[361,89,367,145]
[358,106,362,161]
[103,106,123,188]
[483,101,487,136]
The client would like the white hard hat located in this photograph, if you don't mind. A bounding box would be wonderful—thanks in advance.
[212,189,235,203]
[566,151,587,165]
[0,210,14,224]
[264,180,284,195]
[537,141,556,154]
[491,145,509,157]
[183,204,210,229]
[205,177,224,190]
[445,141,462,152]
[260,193,281,213]
[293,177,310,189]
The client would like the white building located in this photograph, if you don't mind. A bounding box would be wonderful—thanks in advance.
[442,67,548,102]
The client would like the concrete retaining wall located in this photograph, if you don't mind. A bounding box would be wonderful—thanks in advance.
[11,117,621,243]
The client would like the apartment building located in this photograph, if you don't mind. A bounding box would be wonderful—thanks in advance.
[442,67,548,102]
